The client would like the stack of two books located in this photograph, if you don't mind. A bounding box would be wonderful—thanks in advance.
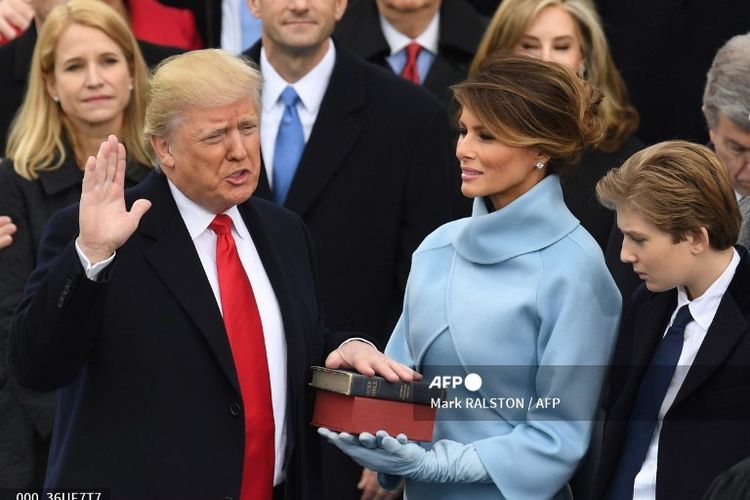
[310,366,446,442]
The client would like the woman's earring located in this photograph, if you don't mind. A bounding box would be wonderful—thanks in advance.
[535,161,545,170]
[128,83,133,92]
[53,96,59,102]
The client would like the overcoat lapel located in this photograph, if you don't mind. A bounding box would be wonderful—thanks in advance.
[629,292,676,367]
[282,47,364,216]
[673,298,745,406]
[673,251,750,405]
[136,173,239,392]
[135,173,305,465]
[599,292,675,476]
[614,292,676,411]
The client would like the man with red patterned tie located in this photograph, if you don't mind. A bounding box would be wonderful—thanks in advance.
[8,49,416,500]
[335,0,486,109]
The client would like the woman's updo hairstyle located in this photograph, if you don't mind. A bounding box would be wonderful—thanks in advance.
[452,51,605,176]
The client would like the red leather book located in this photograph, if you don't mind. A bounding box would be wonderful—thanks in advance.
[311,389,437,442]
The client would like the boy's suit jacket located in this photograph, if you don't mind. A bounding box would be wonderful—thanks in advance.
[595,246,750,500]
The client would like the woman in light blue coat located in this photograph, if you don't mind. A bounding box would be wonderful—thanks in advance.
[320,53,621,499]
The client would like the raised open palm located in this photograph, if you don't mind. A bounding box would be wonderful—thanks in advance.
[78,135,151,263]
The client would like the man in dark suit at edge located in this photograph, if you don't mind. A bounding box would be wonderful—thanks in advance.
[243,0,462,497]
[9,49,416,499]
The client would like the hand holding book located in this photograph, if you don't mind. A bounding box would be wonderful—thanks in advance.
[318,428,490,485]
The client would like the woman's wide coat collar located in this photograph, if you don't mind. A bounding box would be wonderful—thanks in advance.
[454,175,580,264]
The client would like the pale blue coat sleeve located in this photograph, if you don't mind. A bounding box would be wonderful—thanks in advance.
[473,243,621,499]
[384,281,416,369]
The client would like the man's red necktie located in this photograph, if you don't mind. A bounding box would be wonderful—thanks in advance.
[210,214,274,500]
[401,41,423,84]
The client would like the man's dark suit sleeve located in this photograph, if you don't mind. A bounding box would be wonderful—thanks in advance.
[8,206,106,391]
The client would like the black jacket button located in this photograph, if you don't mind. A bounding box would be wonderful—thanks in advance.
[229,401,241,416]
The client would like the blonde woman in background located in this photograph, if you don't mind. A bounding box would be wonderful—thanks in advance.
[472,0,641,251]
[0,0,149,489]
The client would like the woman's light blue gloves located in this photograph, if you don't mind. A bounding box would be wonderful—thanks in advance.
[318,428,490,488]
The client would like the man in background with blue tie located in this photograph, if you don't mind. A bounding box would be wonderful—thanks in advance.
[592,141,750,500]
[244,0,461,498]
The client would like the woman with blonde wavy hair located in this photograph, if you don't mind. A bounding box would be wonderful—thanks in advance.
[472,0,641,250]
[0,0,149,490]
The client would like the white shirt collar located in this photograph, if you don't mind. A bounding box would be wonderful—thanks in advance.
[676,248,740,330]
[378,11,440,55]
[260,39,336,116]
[167,178,250,241]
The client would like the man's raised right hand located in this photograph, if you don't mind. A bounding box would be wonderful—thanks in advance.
[78,135,151,264]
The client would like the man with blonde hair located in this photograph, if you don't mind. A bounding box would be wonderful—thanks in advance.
[593,141,750,500]
[8,49,415,499]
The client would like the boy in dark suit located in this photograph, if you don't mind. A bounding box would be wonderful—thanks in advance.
[593,140,750,500]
